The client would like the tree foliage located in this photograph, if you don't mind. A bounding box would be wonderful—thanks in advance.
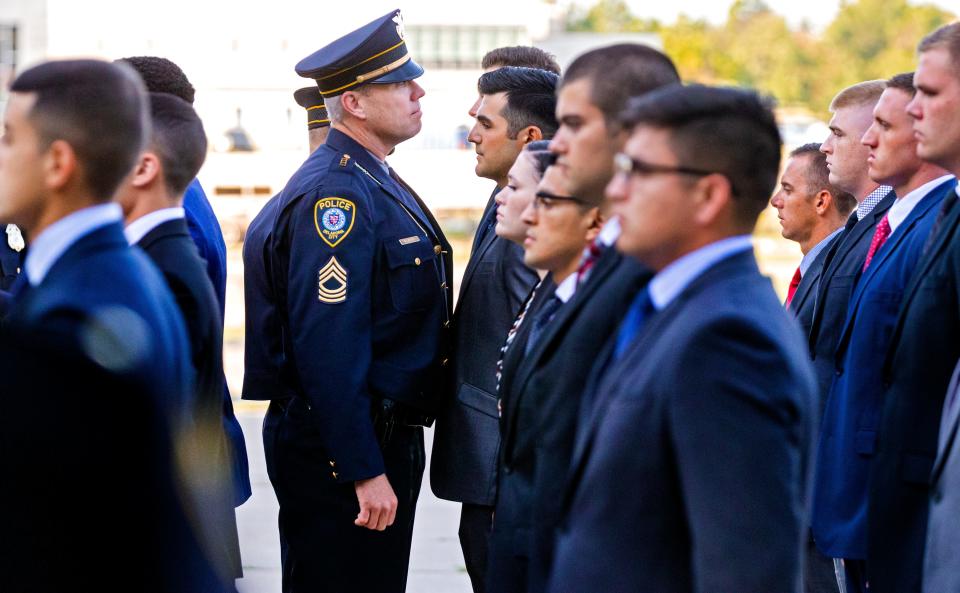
[566,0,956,116]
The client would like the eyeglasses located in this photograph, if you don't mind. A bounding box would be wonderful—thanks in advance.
[613,152,715,180]
[533,190,588,210]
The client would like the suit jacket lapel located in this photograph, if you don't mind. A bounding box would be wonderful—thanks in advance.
[932,366,960,486]
[457,224,501,306]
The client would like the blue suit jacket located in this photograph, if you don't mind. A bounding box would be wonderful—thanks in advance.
[6,221,193,419]
[868,179,960,593]
[184,180,251,505]
[269,128,452,482]
[812,178,954,560]
[549,250,816,593]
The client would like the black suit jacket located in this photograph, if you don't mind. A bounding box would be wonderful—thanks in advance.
[488,248,651,593]
[549,250,816,593]
[807,191,895,402]
[136,218,240,576]
[790,231,842,340]
[867,189,960,593]
[431,191,538,505]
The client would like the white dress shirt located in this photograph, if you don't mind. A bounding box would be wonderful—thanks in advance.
[648,235,754,311]
[24,203,123,286]
[124,207,186,246]
[887,175,955,233]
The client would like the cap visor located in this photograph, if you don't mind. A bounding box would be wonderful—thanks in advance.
[367,59,424,84]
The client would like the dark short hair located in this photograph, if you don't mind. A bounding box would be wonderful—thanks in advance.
[886,72,917,97]
[561,43,680,128]
[118,56,196,104]
[147,93,207,197]
[523,139,554,178]
[482,46,560,75]
[788,143,856,216]
[620,85,781,226]
[478,66,559,139]
[918,22,960,76]
[11,59,149,201]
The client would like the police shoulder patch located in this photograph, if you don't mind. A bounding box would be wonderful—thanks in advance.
[314,197,356,248]
[318,256,347,304]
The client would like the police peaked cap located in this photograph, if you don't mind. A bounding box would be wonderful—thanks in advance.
[296,9,424,98]
[293,86,329,129]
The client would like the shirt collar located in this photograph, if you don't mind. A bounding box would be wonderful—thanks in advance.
[647,235,754,310]
[124,207,186,245]
[597,216,621,247]
[887,175,954,233]
[800,226,844,276]
[554,271,578,303]
[25,202,123,286]
[856,185,893,221]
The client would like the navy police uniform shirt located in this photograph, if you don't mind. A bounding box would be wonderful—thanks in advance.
[269,127,452,483]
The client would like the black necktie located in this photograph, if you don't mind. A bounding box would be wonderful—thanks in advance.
[524,294,563,356]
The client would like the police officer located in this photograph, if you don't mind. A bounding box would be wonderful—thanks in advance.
[1,223,24,290]
[265,9,452,592]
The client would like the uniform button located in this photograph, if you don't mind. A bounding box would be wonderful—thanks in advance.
[441,358,449,367]
[434,245,441,255]
[443,321,451,328]
[414,257,422,266]
[332,471,339,479]
[441,282,448,289]
[329,460,336,467]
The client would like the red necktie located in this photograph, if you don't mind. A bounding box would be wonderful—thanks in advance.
[575,238,605,286]
[785,266,802,308]
[862,214,892,272]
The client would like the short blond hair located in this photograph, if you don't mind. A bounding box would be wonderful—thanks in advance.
[919,21,960,75]
[829,80,887,112]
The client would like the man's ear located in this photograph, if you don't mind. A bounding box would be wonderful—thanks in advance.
[814,189,833,216]
[340,92,366,121]
[130,152,162,189]
[520,126,544,145]
[692,173,735,228]
[584,207,605,244]
[43,139,78,192]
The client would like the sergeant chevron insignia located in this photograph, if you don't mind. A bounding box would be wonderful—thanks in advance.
[318,256,347,303]
[314,197,356,247]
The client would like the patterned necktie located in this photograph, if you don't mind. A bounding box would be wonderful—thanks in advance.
[495,279,543,394]
[862,214,892,272]
[524,294,563,356]
[785,267,802,308]
[613,287,655,360]
[575,238,606,286]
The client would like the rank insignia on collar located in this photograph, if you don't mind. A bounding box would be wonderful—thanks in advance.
[314,197,356,248]
[6,224,24,252]
[318,256,347,304]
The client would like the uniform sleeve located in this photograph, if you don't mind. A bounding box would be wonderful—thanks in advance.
[284,187,384,482]
[667,317,810,593]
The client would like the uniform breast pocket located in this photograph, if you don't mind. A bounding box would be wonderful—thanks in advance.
[382,237,438,312]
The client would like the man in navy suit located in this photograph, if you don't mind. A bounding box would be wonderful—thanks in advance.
[771,143,854,334]
[874,23,960,593]
[430,65,555,593]
[488,44,678,593]
[549,85,816,593]
[119,55,252,510]
[115,92,241,583]
[811,72,955,593]
[0,59,193,418]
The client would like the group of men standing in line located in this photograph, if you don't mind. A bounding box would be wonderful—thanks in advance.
[4,6,960,593]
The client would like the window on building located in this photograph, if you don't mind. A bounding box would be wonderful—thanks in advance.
[0,24,17,106]
[407,25,525,69]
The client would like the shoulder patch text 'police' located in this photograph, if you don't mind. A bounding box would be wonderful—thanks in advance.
[318,256,347,304]
[314,197,356,248]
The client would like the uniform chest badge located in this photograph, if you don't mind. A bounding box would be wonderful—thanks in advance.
[6,224,24,252]
[314,197,356,248]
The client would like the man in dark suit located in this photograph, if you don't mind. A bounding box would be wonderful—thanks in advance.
[811,73,955,593]
[115,92,242,583]
[548,85,816,593]
[488,44,679,593]
[809,81,894,406]
[874,23,960,593]
[771,143,854,334]
[119,55,252,509]
[268,12,453,591]
[0,59,193,418]
[0,323,234,593]
[430,65,556,593]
